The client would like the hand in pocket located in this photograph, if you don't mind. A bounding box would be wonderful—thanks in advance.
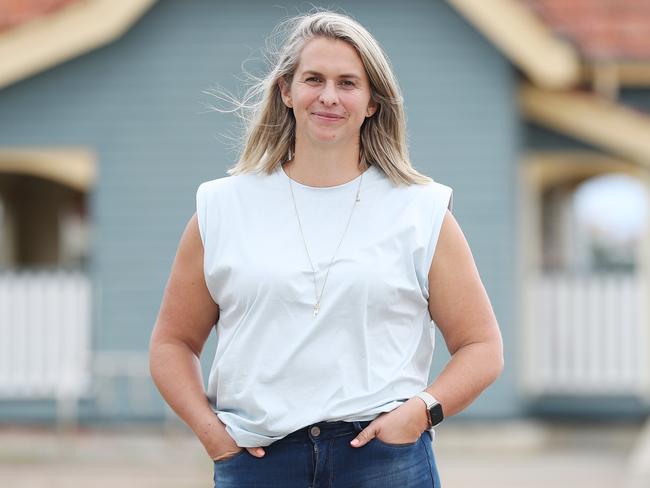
[207,428,266,462]
[207,427,241,461]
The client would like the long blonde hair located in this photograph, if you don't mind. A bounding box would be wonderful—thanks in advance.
[221,10,432,186]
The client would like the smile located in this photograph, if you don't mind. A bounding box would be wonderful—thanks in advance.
[312,112,344,122]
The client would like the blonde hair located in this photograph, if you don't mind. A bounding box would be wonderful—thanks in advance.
[221,10,432,186]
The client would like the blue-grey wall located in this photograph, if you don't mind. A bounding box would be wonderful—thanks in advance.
[0,0,519,421]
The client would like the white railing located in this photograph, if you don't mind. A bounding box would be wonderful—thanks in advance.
[0,270,91,401]
[523,272,649,396]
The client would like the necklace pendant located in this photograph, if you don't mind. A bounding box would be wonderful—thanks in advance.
[313,302,320,317]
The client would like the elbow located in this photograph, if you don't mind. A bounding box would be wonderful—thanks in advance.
[477,329,505,386]
[148,336,162,384]
[491,337,505,383]
[494,353,505,381]
[148,325,167,382]
[482,352,503,391]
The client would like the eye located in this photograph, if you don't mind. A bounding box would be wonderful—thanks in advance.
[340,80,356,87]
[305,76,321,83]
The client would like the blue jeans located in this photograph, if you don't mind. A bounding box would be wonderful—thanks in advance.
[213,419,441,487]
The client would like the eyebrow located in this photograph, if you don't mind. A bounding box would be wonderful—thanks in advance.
[301,70,362,81]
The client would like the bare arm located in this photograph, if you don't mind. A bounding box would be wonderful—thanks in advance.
[351,209,504,447]
[424,209,504,417]
[149,214,244,459]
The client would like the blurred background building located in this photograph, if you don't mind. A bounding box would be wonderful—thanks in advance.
[0,0,648,438]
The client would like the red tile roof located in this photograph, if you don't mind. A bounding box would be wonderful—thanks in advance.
[1,0,648,63]
[0,0,81,33]
[522,0,650,61]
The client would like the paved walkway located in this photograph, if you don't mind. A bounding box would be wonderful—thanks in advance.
[0,420,647,487]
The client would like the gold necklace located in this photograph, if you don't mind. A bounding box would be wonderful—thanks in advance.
[286,163,365,317]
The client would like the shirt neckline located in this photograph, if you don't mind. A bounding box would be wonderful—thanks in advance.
[278,163,376,191]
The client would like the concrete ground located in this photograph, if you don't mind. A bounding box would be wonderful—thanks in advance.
[0,419,648,488]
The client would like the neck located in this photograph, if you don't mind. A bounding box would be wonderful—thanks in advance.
[285,138,366,188]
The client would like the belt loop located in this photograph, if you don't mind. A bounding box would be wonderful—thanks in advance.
[352,421,363,432]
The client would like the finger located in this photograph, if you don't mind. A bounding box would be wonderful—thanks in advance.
[350,426,377,448]
[246,447,266,458]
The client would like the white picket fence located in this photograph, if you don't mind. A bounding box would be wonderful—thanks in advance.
[0,270,91,403]
[524,272,650,396]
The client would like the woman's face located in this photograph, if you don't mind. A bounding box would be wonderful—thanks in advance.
[279,37,377,147]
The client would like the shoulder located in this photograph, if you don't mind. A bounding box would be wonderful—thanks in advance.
[196,173,249,206]
[405,179,454,213]
[195,176,238,240]
[427,180,454,212]
[421,179,453,198]
[197,174,235,197]
[197,169,274,197]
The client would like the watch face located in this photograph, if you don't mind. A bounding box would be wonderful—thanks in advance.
[429,403,444,426]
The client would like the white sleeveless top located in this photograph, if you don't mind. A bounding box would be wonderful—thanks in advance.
[196,163,453,447]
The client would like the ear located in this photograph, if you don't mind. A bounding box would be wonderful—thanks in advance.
[366,99,378,118]
[278,77,293,108]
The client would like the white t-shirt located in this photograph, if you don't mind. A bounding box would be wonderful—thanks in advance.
[196,163,453,447]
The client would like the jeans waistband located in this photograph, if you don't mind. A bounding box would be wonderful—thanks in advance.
[280,419,373,443]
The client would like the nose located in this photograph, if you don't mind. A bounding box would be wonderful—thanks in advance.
[318,80,338,105]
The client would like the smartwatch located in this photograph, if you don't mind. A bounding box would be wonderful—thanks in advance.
[414,391,444,428]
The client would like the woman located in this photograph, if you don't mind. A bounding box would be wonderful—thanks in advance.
[149,10,503,487]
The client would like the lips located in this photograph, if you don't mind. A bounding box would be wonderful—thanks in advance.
[313,112,344,120]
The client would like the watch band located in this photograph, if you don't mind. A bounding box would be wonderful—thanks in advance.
[414,391,442,429]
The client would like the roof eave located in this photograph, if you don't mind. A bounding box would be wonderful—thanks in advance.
[0,0,157,90]
[519,82,650,168]
[448,0,582,90]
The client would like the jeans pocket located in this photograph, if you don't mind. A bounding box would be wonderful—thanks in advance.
[373,435,420,448]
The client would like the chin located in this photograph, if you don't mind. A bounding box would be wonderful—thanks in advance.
[307,130,342,143]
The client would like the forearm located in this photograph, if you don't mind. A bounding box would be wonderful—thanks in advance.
[149,340,226,445]
[425,339,503,418]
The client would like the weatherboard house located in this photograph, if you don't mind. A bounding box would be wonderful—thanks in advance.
[0,0,649,424]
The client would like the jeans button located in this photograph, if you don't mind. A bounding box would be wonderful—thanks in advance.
[310,426,321,436]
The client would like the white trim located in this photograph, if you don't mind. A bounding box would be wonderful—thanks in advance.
[448,0,581,89]
[520,83,650,167]
[0,147,96,192]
